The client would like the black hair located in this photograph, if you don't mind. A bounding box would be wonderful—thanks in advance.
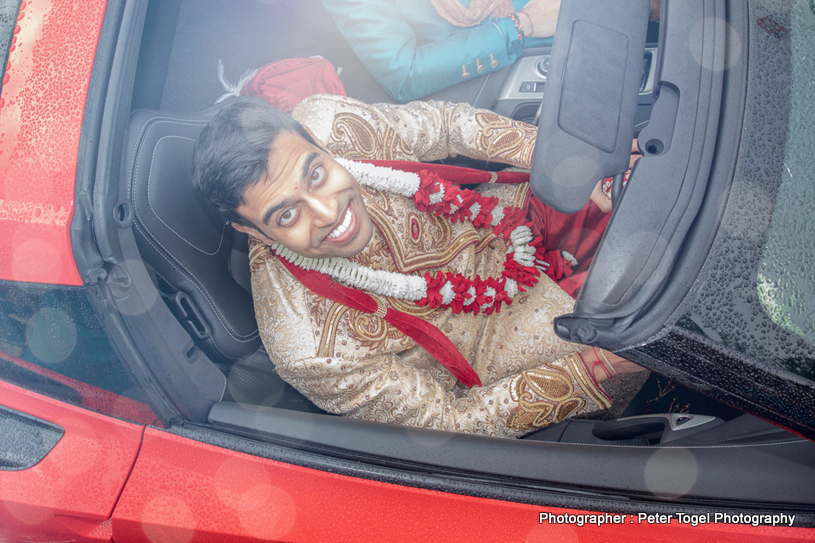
[191,99,317,227]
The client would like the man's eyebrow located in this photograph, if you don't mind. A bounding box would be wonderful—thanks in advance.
[261,151,320,226]
[300,151,319,184]
[262,198,292,226]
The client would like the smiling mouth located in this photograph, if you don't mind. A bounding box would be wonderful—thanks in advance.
[326,207,354,240]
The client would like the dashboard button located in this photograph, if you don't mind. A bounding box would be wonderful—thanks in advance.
[520,81,536,92]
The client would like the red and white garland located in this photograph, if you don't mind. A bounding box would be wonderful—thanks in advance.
[271,159,572,315]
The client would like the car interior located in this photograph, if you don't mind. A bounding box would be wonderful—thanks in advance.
[67,0,815,518]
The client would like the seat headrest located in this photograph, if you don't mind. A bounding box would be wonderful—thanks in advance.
[124,101,261,361]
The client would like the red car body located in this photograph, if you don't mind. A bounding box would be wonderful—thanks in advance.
[0,0,92,286]
[0,1,813,541]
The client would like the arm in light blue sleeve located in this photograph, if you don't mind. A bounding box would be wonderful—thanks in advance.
[323,0,525,102]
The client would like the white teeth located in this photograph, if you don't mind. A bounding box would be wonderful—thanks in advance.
[327,208,352,239]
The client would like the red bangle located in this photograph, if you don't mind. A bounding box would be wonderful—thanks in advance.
[593,347,619,378]
[578,350,617,384]
[509,13,525,42]
[518,10,534,38]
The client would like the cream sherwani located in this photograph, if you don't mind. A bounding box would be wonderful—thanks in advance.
[249,95,611,438]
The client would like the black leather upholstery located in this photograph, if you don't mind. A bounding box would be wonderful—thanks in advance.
[124,104,260,361]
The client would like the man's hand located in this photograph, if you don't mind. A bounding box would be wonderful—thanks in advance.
[589,179,613,213]
[518,0,659,39]
[603,351,646,376]
[583,348,646,383]
[649,0,661,21]
[588,140,642,213]
[517,0,562,38]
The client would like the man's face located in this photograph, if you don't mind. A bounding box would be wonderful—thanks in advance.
[233,131,373,259]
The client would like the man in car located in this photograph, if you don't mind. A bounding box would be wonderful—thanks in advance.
[192,94,643,438]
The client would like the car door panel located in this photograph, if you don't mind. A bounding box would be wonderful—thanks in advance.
[206,402,815,510]
[111,421,815,541]
[112,425,569,542]
[0,378,143,542]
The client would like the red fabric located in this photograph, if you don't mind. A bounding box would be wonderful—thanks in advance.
[528,196,611,298]
[241,57,346,113]
[368,160,530,185]
[384,308,481,388]
[277,256,482,388]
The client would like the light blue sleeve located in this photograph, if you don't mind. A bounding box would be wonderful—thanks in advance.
[323,0,526,102]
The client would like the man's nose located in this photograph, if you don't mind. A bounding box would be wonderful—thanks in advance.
[306,195,338,226]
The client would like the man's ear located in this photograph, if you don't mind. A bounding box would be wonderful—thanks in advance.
[231,221,276,245]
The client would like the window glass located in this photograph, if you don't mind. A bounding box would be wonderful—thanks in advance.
[0,281,158,424]
[678,0,814,381]
[0,0,22,99]
[756,1,815,363]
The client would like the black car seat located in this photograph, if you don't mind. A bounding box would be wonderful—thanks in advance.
[123,98,323,412]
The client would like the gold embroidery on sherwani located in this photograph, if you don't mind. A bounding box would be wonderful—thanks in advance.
[510,183,531,209]
[475,112,536,167]
[362,186,481,273]
[248,242,267,268]
[387,296,442,319]
[344,293,391,346]
[317,303,350,357]
[350,310,391,344]
[340,287,408,352]
[474,231,499,253]
[248,240,273,273]
[331,113,413,160]
[506,363,587,430]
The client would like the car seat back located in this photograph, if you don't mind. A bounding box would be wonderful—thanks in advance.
[124,101,260,361]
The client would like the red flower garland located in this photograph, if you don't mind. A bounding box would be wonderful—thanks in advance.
[409,169,568,315]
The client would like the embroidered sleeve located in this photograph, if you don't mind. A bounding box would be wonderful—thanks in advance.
[292,95,536,168]
[272,350,610,439]
[374,99,537,168]
[292,94,419,161]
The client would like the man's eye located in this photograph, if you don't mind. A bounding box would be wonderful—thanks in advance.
[310,166,325,186]
[279,208,297,226]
